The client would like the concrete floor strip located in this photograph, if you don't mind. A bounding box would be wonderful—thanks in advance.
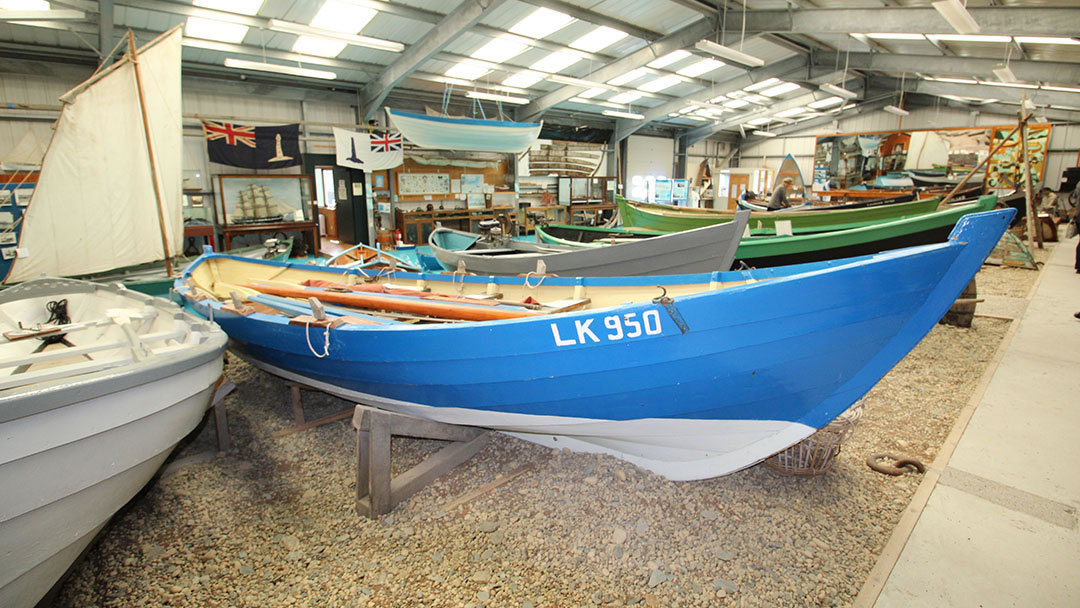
[939,466,1078,529]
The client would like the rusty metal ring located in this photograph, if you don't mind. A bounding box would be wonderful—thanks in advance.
[867,453,926,476]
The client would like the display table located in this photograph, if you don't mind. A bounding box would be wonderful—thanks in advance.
[394,206,516,245]
[223,221,320,253]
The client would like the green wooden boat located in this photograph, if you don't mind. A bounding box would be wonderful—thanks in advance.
[617,194,943,234]
[541,196,998,268]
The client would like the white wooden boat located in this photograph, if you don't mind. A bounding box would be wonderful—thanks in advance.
[0,277,227,607]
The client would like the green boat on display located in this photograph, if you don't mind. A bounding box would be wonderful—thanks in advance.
[539,195,998,268]
[616,194,944,234]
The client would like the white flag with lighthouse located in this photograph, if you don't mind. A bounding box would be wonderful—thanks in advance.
[333,127,404,171]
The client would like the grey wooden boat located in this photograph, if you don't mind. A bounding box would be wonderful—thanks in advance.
[0,277,227,608]
[429,210,750,276]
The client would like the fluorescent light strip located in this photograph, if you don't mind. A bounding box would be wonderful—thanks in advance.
[931,0,980,35]
[755,130,778,137]
[647,50,691,69]
[1015,36,1080,46]
[808,96,844,109]
[820,83,858,99]
[980,81,1038,89]
[928,34,1010,43]
[864,33,926,41]
[602,109,644,119]
[694,39,764,68]
[268,19,403,52]
[1042,85,1080,93]
[466,90,529,105]
[883,105,909,116]
[224,58,336,80]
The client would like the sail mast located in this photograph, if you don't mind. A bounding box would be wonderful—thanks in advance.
[128,30,175,277]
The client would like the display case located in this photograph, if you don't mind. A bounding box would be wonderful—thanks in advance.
[216,174,319,251]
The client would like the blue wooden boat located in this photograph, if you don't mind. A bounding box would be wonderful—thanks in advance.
[174,209,1014,480]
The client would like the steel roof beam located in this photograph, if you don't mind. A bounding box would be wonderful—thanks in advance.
[814,52,1080,85]
[684,83,868,146]
[739,98,894,143]
[908,79,1080,109]
[718,7,1080,37]
[516,0,661,43]
[359,0,506,121]
[517,17,715,121]
[612,55,809,143]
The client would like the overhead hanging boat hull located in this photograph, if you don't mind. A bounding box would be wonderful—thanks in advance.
[386,108,542,154]
[0,278,227,608]
[175,208,1014,481]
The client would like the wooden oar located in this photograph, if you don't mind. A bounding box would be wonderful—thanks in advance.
[244,283,545,322]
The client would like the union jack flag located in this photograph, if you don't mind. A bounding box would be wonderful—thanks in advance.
[202,121,256,148]
[370,132,402,153]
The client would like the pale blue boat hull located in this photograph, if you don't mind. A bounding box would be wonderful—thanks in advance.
[176,209,1014,479]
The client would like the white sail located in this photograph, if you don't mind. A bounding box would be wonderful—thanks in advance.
[5,27,183,283]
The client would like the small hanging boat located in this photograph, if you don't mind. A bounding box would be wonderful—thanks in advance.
[386,108,542,154]
[618,194,942,234]
[0,277,227,608]
[539,196,997,268]
[428,211,749,276]
[173,208,1014,481]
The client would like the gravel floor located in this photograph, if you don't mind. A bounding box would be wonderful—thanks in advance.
[51,253,1045,608]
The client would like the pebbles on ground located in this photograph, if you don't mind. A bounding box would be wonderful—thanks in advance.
[51,252,1042,608]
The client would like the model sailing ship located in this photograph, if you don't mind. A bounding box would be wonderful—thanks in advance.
[231,184,295,224]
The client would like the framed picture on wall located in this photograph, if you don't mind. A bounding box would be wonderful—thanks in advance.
[216,174,314,227]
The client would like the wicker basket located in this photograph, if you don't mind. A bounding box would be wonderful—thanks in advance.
[763,401,865,476]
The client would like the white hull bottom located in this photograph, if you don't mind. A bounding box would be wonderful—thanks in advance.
[246,358,816,481]
[0,359,222,608]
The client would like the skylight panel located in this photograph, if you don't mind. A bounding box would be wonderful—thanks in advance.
[608,92,642,104]
[569,26,628,53]
[742,78,780,92]
[502,70,544,88]
[530,51,582,73]
[679,105,700,114]
[292,36,347,57]
[677,58,724,77]
[445,62,491,81]
[472,37,529,62]
[607,67,649,86]
[577,87,607,99]
[774,106,807,118]
[647,50,691,69]
[760,82,802,97]
[638,75,682,93]
[193,0,263,15]
[723,99,750,109]
[509,7,573,40]
[808,96,844,109]
[309,0,376,32]
[0,1,50,9]
[746,117,771,126]
[185,17,249,43]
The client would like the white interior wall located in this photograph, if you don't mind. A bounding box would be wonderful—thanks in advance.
[625,134,675,195]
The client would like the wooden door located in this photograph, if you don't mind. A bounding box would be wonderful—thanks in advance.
[728,174,750,210]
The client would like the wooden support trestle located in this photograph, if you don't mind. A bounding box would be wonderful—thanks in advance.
[352,405,489,518]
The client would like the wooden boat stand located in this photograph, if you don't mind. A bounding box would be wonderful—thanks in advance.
[272,381,355,437]
[211,376,235,452]
[352,405,489,518]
